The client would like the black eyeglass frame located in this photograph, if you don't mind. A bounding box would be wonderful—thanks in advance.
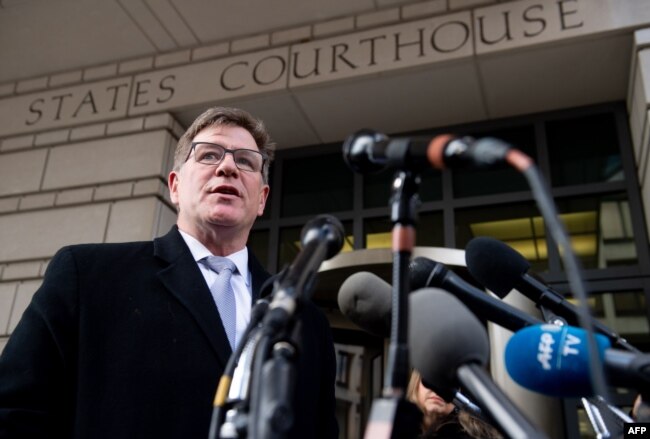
[185,141,267,173]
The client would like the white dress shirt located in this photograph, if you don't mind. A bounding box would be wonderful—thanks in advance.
[178,229,252,348]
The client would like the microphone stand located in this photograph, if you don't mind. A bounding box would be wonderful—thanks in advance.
[209,300,269,439]
[247,272,298,439]
[364,170,422,439]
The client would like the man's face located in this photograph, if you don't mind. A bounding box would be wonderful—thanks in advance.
[168,124,269,234]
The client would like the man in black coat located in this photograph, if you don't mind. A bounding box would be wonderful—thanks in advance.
[0,107,339,438]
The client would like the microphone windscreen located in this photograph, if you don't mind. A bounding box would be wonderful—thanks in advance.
[337,271,392,337]
[505,324,610,397]
[409,257,437,290]
[409,288,489,390]
[300,214,345,260]
[465,237,530,298]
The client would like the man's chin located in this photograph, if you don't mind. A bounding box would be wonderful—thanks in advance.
[206,212,255,229]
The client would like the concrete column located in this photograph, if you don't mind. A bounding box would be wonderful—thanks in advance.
[628,28,650,241]
[0,113,182,351]
[489,291,565,439]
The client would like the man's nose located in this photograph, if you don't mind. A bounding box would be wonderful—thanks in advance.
[215,152,239,175]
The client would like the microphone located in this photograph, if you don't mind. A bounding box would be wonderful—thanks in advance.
[265,214,344,327]
[505,324,650,398]
[408,288,547,439]
[337,271,486,416]
[247,215,345,438]
[210,299,269,439]
[337,271,392,337]
[409,257,543,332]
[465,236,640,352]
[342,129,513,174]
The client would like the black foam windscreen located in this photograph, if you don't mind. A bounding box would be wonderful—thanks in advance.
[465,236,530,298]
[337,271,392,337]
[409,256,437,290]
[300,214,345,260]
[408,288,489,389]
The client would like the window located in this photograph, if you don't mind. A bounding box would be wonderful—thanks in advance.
[452,125,535,198]
[281,153,353,216]
[554,193,637,269]
[547,113,623,187]
[455,202,548,272]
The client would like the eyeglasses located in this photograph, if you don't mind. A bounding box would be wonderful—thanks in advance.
[186,142,266,173]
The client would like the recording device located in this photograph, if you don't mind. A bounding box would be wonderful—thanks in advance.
[409,257,543,332]
[337,262,544,335]
[210,299,269,439]
[465,236,639,352]
[342,129,513,173]
[215,214,346,439]
[337,271,392,337]
[265,214,344,328]
[337,271,484,417]
[505,324,650,397]
[252,214,344,438]
[408,288,547,439]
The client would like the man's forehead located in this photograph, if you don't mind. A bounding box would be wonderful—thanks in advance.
[193,124,258,149]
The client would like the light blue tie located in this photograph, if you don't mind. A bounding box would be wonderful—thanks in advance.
[202,256,237,350]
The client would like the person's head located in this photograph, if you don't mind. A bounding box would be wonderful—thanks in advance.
[407,370,502,439]
[172,107,275,184]
[407,369,454,430]
[169,107,275,248]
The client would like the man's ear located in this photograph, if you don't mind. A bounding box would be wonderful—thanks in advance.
[257,184,270,216]
[168,170,180,205]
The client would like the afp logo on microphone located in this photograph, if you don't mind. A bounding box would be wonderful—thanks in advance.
[626,423,650,438]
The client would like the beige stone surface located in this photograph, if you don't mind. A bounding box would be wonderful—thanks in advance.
[42,130,171,190]
[0,204,110,261]
[0,149,48,196]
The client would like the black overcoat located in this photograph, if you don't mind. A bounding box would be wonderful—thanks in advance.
[0,226,338,438]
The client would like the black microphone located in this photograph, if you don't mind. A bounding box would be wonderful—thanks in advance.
[337,271,486,415]
[342,129,512,174]
[465,236,640,352]
[265,214,344,327]
[409,257,543,332]
[409,288,547,439]
[210,299,269,439]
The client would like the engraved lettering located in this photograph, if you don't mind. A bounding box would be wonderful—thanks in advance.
[331,43,357,73]
[477,12,513,45]
[106,83,129,111]
[25,98,45,126]
[220,61,248,91]
[133,79,151,107]
[51,93,73,120]
[431,21,470,53]
[157,75,175,104]
[359,35,386,66]
[252,55,286,85]
[558,0,583,31]
[394,28,424,61]
[523,5,547,37]
[292,48,321,79]
[72,90,98,118]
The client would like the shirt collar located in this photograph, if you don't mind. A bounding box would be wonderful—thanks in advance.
[178,229,250,286]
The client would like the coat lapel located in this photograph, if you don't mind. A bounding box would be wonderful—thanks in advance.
[248,251,272,302]
[153,227,232,368]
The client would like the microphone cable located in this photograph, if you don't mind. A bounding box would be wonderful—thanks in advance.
[505,149,609,402]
